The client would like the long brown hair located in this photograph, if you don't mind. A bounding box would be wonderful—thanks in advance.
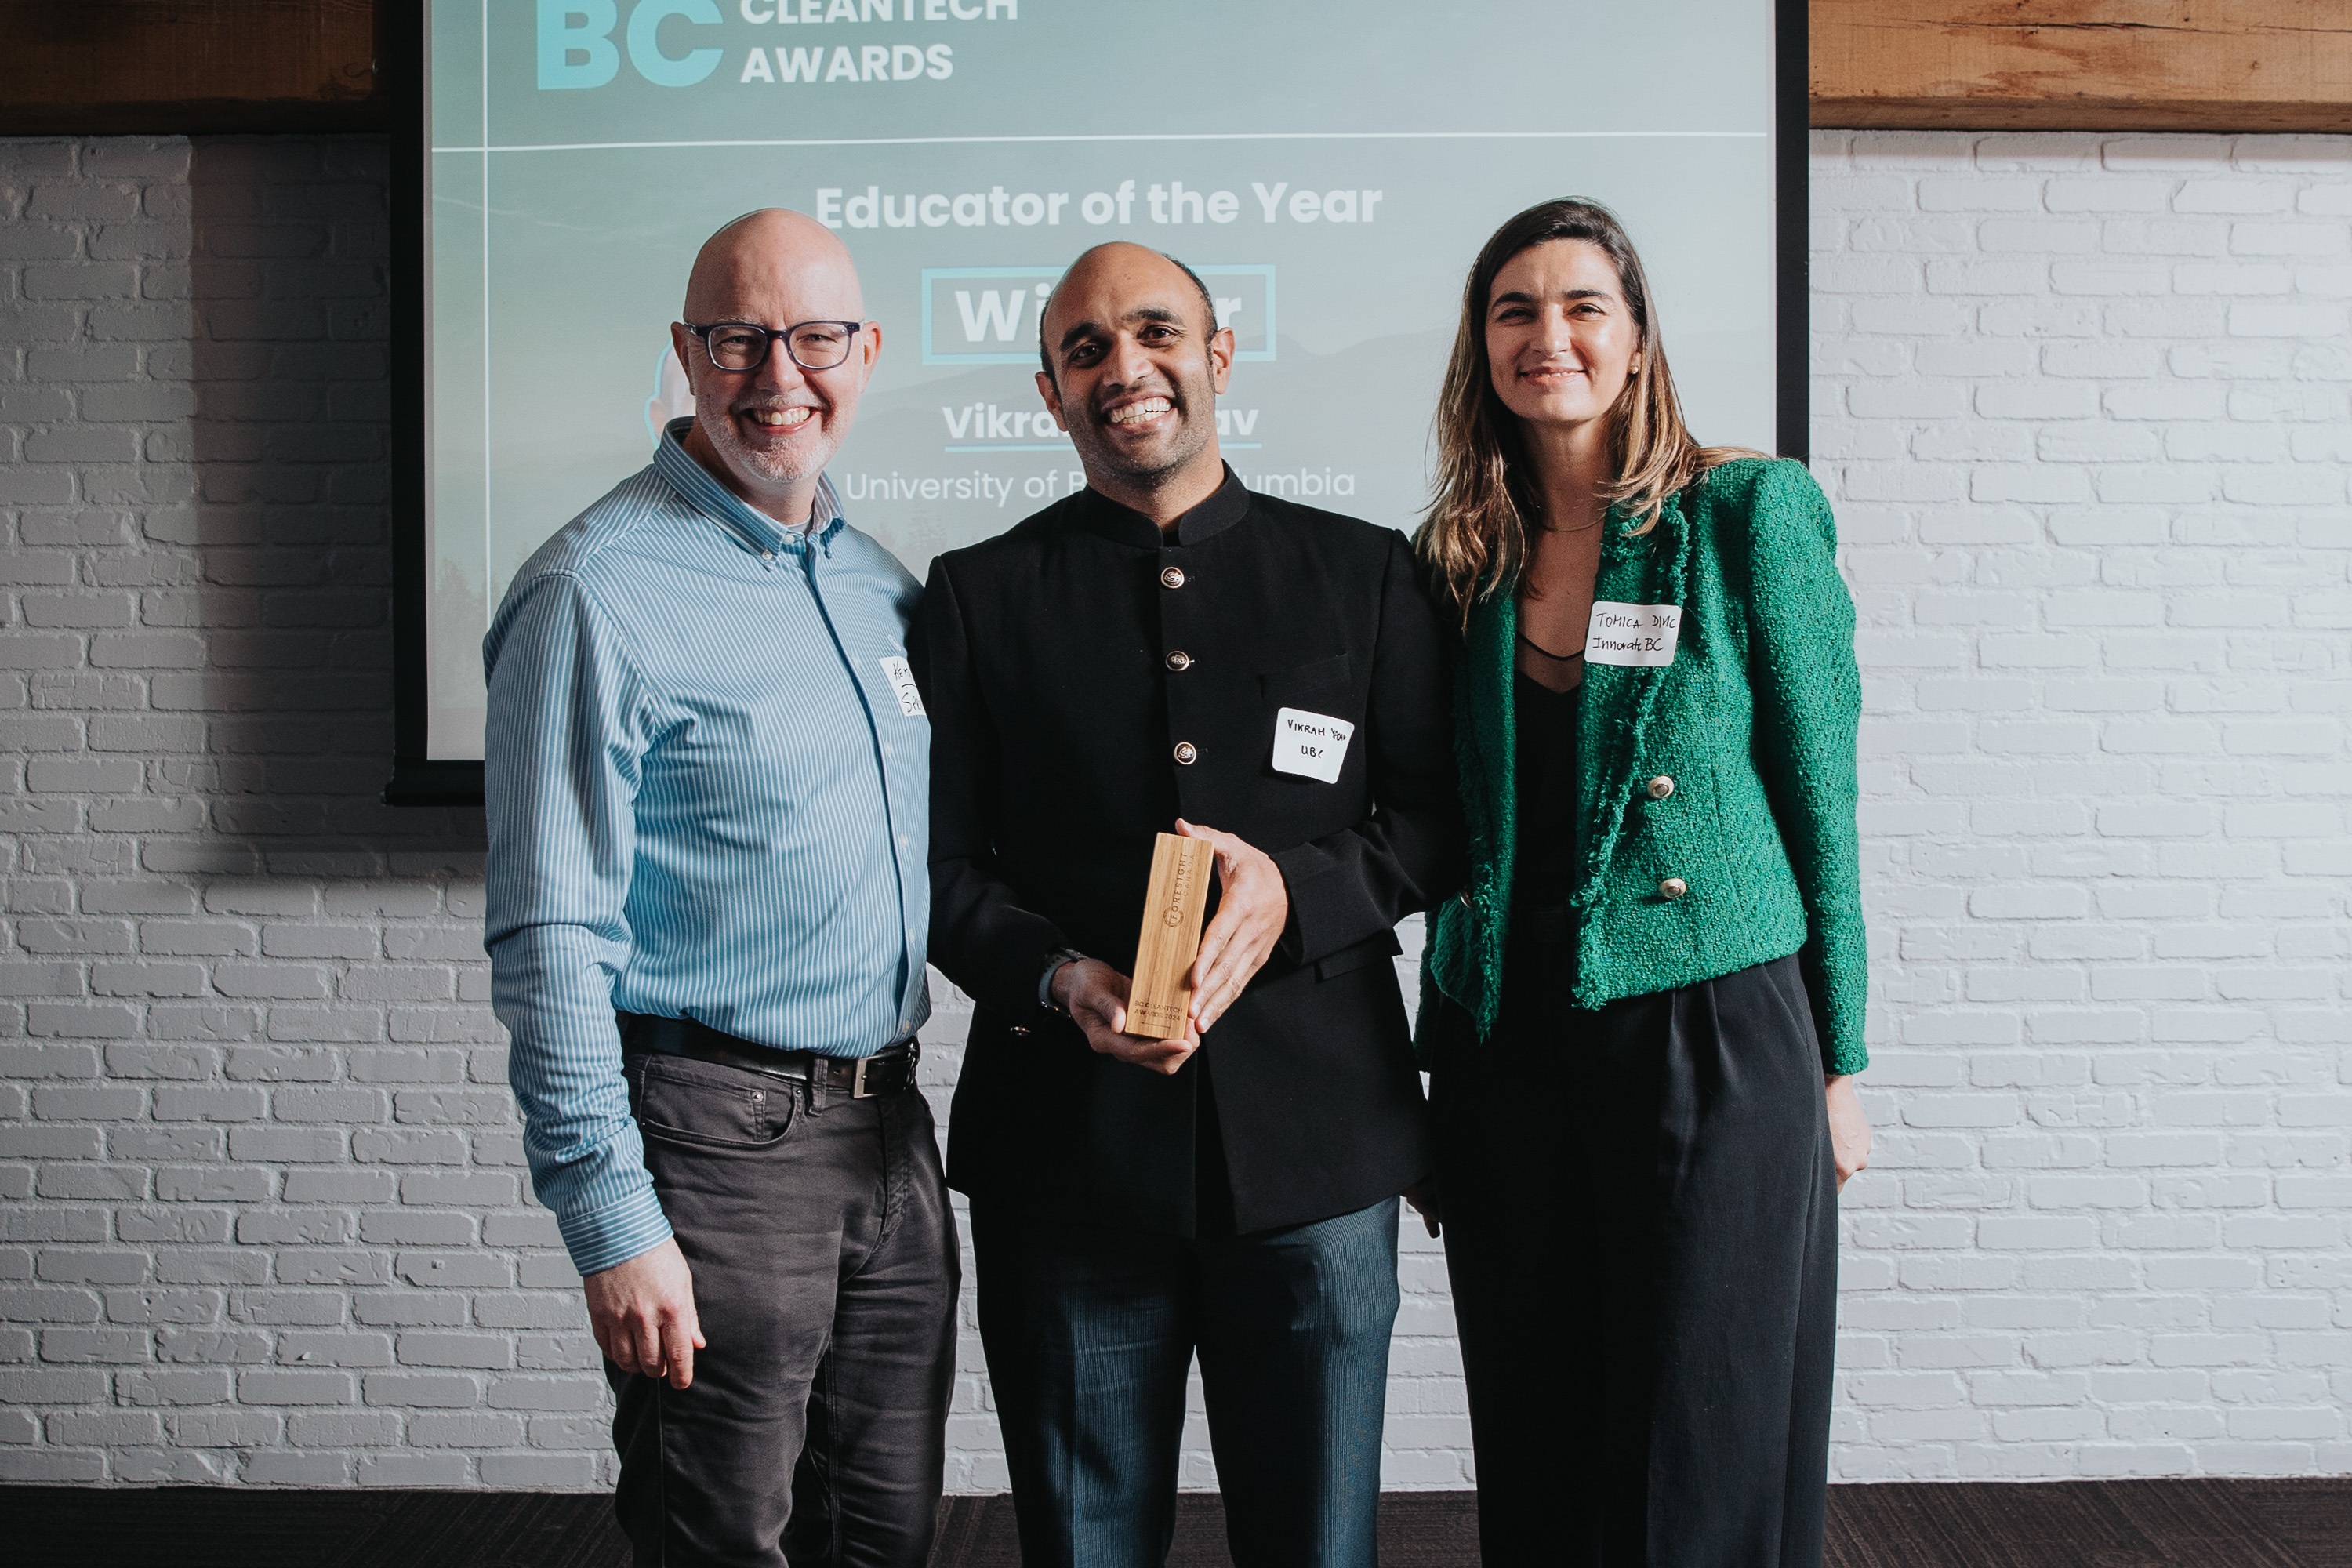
[1418,198,1759,624]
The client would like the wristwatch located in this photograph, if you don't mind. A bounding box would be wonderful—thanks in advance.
[1038,947,1087,1013]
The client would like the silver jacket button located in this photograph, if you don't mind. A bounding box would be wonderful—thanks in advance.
[1173,742,1198,764]
[1658,876,1688,901]
[1160,566,1185,589]
[1646,775,1675,800]
[1165,650,1192,671]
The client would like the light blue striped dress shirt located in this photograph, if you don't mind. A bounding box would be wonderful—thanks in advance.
[483,420,930,1276]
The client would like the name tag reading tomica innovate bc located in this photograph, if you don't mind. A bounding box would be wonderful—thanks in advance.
[1272,707,1354,783]
[1584,602,1682,667]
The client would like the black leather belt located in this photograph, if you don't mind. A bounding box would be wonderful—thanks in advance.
[617,1011,920,1099]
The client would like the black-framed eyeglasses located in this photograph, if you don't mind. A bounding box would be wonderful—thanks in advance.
[684,319,866,373]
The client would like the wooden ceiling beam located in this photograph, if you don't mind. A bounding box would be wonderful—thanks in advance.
[0,3,2343,138]
[0,0,383,136]
[1812,0,2352,132]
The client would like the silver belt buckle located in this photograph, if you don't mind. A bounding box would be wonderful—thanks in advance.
[851,1039,919,1099]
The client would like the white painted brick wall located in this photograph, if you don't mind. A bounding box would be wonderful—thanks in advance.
[0,130,2344,1490]
[1813,130,2350,1480]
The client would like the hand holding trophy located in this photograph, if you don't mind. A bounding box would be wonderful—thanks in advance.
[1045,831,1211,1075]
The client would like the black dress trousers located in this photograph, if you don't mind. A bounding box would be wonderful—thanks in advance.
[1431,951,1838,1567]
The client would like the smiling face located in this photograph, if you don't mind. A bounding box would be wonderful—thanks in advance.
[1035,243,1233,500]
[671,209,878,515]
[1483,238,1641,435]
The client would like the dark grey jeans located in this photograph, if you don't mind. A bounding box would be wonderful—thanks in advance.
[611,1047,960,1568]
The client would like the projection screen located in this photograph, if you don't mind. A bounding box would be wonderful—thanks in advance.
[386,0,1804,801]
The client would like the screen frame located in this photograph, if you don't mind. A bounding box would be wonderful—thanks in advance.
[387,5,479,805]
[382,2,1812,807]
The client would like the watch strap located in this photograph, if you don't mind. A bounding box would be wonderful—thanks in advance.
[1038,947,1086,1013]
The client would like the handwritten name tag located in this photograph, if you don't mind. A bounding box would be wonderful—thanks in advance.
[878,655,925,717]
[1584,601,1682,667]
[1272,707,1353,783]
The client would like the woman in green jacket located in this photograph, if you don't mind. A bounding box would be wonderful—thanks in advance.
[1416,198,1872,1565]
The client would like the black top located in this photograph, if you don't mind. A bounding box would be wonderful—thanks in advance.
[1512,670,1582,914]
[914,469,1465,1236]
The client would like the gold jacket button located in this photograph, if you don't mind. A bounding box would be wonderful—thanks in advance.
[1173,742,1198,764]
[1160,566,1185,589]
[1646,775,1675,800]
[1165,651,1192,671]
[1658,876,1688,901]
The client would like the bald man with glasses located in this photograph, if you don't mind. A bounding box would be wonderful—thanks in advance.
[484,209,954,1568]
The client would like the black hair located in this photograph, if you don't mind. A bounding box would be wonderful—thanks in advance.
[1036,248,1222,383]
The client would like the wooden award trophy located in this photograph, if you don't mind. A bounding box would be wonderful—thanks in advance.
[1127,832,1212,1040]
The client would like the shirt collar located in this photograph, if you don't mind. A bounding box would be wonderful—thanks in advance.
[655,416,844,555]
[1071,464,1251,549]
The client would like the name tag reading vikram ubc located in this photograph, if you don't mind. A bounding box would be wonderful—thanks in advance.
[1584,602,1682,668]
[1272,708,1354,784]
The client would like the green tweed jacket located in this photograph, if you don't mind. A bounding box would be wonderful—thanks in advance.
[1417,457,1869,1076]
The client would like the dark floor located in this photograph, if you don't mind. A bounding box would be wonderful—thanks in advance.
[5,1479,2348,1566]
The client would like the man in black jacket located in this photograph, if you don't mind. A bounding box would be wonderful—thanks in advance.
[915,242,1461,1568]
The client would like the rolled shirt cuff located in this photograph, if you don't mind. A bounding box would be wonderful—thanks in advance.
[555,1185,674,1279]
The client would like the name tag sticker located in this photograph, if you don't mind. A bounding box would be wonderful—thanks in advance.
[1272,707,1354,784]
[1584,601,1682,667]
[878,655,925,717]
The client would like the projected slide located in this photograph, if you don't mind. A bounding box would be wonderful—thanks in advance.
[423,0,1780,760]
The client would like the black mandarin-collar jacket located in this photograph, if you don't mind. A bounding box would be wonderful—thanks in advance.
[913,469,1464,1236]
